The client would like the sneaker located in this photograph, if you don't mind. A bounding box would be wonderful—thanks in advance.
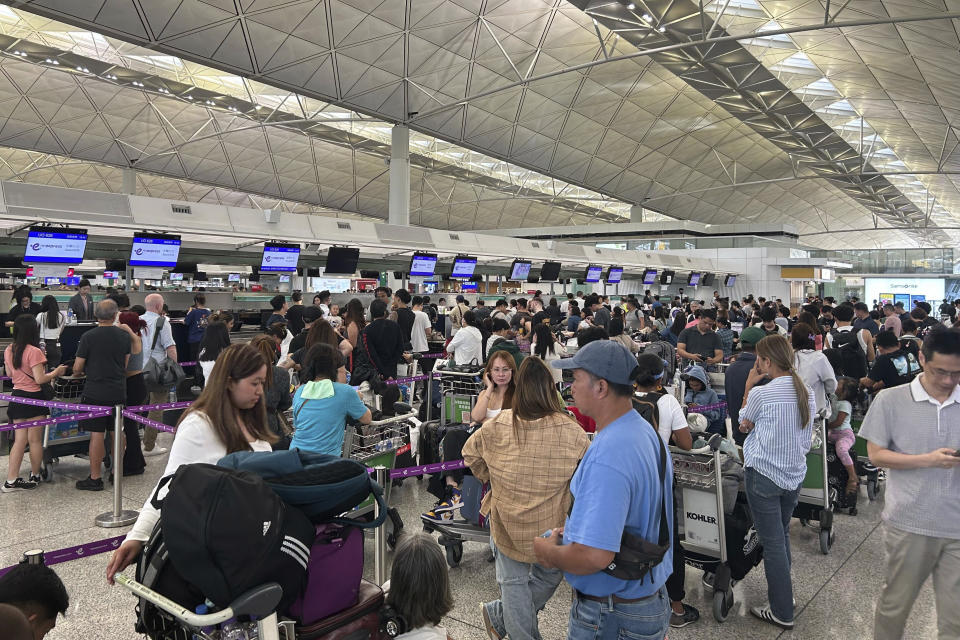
[480,604,503,640]
[28,473,42,484]
[670,603,700,628]
[2,477,38,492]
[75,476,104,491]
[422,500,457,523]
[702,572,738,591]
[434,487,462,513]
[143,446,169,458]
[750,605,794,630]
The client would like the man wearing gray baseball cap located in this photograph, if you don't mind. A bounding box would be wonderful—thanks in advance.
[533,340,673,640]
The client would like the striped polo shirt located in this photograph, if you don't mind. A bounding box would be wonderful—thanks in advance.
[741,376,817,490]
[859,376,960,539]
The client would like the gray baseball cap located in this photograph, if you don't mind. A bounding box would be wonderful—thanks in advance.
[551,339,638,385]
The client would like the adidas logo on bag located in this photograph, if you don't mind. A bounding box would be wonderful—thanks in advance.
[263,521,271,536]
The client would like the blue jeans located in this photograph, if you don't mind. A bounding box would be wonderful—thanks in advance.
[484,540,564,640]
[744,467,800,622]
[566,587,670,640]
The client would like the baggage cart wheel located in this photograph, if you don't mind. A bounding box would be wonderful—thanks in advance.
[819,528,833,555]
[712,589,731,623]
[438,536,463,568]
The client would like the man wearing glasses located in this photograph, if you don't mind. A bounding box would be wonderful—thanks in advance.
[860,327,960,640]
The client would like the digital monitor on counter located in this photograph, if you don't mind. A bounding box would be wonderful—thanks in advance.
[129,233,181,268]
[451,255,478,279]
[228,273,241,282]
[642,269,658,285]
[25,226,88,264]
[688,272,701,287]
[409,253,438,278]
[606,266,623,284]
[584,265,603,283]
[724,274,736,287]
[460,281,478,292]
[261,242,300,273]
[509,260,532,281]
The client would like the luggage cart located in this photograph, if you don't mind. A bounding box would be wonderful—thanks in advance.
[672,439,740,623]
[39,376,89,482]
[850,401,883,501]
[342,409,415,549]
[421,367,490,568]
[793,418,836,555]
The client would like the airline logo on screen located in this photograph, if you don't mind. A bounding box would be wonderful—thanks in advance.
[130,237,180,266]
[261,246,299,272]
[25,231,87,263]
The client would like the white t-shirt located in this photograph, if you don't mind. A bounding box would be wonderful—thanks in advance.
[653,393,688,445]
[36,311,66,340]
[396,626,447,640]
[447,325,483,365]
[410,309,431,353]
[126,411,271,543]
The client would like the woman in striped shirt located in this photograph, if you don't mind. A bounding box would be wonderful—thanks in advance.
[738,334,816,631]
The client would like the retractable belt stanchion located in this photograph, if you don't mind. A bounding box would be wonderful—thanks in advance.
[95,405,139,528]
[374,465,388,586]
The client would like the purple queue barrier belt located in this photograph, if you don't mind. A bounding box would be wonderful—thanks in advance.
[0,409,113,432]
[0,535,126,579]
[125,400,192,412]
[0,393,113,412]
[178,361,198,367]
[385,373,433,386]
[122,410,177,434]
[419,352,446,359]
[688,401,727,412]
[366,459,466,479]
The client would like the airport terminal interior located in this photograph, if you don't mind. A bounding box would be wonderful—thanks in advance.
[0,1,958,639]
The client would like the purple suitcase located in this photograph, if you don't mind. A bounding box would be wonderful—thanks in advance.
[288,524,363,625]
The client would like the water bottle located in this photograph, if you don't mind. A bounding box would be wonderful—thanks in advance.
[221,619,247,640]
[193,604,218,640]
[245,619,259,640]
[66,308,74,325]
[168,387,177,404]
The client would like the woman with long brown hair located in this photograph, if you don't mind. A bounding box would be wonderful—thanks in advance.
[249,334,293,447]
[463,357,589,640]
[106,343,277,584]
[738,334,816,630]
[342,298,366,349]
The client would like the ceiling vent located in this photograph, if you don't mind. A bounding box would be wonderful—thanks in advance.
[171,204,191,215]
[337,221,352,230]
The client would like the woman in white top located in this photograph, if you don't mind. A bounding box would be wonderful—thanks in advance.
[471,351,517,423]
[790,323,837,417]
[633,352,697,625]
[386,533,454,640]
[531,323,567,386]
[106,343,277,584]
[446,310,483,366]
[36,295,66,367]
[196,315,232,385]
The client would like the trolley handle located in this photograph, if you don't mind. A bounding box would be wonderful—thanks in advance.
[114,574,281,626]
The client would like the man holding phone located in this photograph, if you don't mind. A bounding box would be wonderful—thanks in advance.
[860,327,960,640]
[677,308,723,367]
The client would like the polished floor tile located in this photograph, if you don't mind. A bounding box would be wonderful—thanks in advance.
[0,446,943,640]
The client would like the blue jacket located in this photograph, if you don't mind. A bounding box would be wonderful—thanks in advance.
[684,387,721,423]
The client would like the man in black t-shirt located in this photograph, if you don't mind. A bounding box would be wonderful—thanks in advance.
[285,291,305,336]
[677,308,723,365]
[266,294,287,329]
[73,299,131,491]
[860,330,921,392]
[393,289,415,350]
[288,305,323,355]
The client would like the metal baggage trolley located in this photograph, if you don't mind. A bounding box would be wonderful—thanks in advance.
[851,399,883,501]
[671,438,738,623]
[421,366,490,568]
[342,409,416,549]
[793,418,836,555]
[39,376,90,482]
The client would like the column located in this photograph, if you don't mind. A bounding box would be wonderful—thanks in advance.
[630,204,643,223]
[122,167,136,195]
[389,125,410,226]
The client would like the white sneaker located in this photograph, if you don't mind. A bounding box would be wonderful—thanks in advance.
[750,605,794,630]
[143,446,168,457]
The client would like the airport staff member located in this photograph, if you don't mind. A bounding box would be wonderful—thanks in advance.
[534,340,673,640]
[68,279,95,322]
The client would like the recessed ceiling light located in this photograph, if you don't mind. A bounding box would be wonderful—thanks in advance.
[642,13,652,20]
[627,3,636,9]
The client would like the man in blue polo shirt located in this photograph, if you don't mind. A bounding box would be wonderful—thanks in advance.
[534,340,673,640]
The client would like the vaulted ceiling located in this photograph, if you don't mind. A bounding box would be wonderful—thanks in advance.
[2,0,960,249]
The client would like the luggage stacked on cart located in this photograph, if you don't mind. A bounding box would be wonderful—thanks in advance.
[132,450,399,640]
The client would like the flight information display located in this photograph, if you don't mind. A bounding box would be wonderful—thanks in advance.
[688,272,701,286]
[642,269,658,285]
[606,267,623,284]
[24,227,87,264]
[129,233,181,268]
[510,260,532,281]
[261,243,300,272]
[409,253,438,277]
[451,256,477,279]
[584,265,603,283]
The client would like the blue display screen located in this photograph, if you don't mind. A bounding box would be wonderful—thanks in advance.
[25,229,87,264]
[261,244,300,272]
[129,234,181,268]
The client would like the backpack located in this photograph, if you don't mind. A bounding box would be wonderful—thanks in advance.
[217,449,388,527]
[152,463,315,610]
[826,328,867,379]
[142,316,186,392]
[642,341,676,379]
[632,391,663,435]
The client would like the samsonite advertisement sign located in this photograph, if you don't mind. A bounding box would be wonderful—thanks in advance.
[864,278,944,310]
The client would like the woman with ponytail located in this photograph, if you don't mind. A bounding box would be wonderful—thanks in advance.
[737,334,816,631]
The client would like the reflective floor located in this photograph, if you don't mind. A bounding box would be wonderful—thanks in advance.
[0,433,940,640]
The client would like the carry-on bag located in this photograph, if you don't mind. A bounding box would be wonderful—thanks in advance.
[288,524,364,625]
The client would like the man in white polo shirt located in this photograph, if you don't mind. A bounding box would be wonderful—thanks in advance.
[860,327,960,640]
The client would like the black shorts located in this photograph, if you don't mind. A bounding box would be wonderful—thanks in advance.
[6,389,50,421]
[79,398,119,433]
